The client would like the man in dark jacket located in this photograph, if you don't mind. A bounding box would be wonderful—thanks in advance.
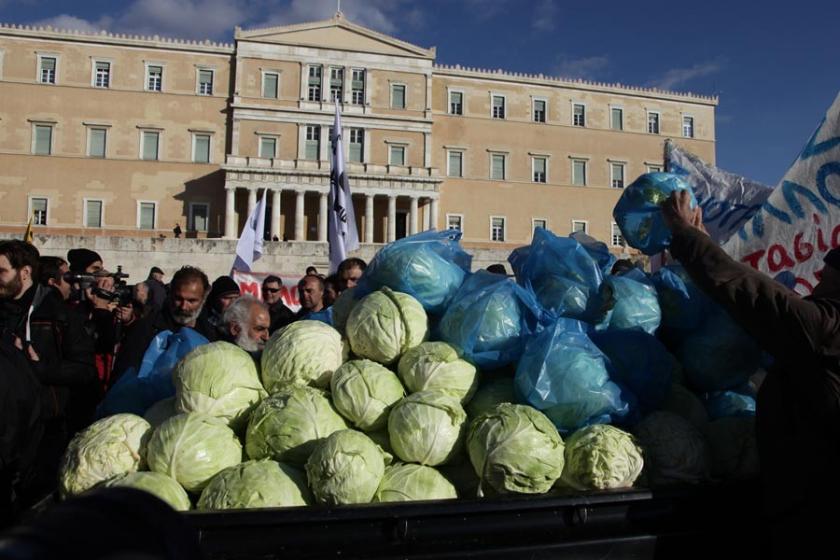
[145,266,167,311]
[111,266,216,382]
[662,191,840,554]
[262,275,294,334]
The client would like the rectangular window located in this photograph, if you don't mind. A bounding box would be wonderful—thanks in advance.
[262,72,279,98]
[259,136,277,159]
[648,112,660,134]
[88,128,106,158]
[611,162,625,188]
[147,65,162,92]
[611,107,623,130]
[190,203,209,232]
[683,115,695,138]
[308,66,322,101]
[193,134,211,163]
[389,145,405,166]
[141,131,159,161]
[304,126,320,160]
[573,103,585,127]
[447,150,463,177]
[351,69,365,105]
[490,153,506,180]
[572,159,587,186]
[533,157,547,183]
[449,91,463,115]
[612,223,625,247]
[647,164,663,173]
[329,66,343,102]
[31,198,47,226]
[572,220,587,234]
[349,128,363,162]
[94,61,110,88]
[198,69,213,95]
[533,219,547,231]
[139,202,156,230]
[447,214,463,231]
[533,99,546,123]
[492,95,505,119]
[39,56,56,84]
[33,124,53,155]
[85,200,103,228]
[491,216,506,242]
[391,84,406,109]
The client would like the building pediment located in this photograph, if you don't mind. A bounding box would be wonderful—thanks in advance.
[236,14,435,59]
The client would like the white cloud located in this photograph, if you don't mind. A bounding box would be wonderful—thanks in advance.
[465,0,511,21]
[553,54,610,80]
[117,0,247,40]
[648,61,722,91]
[255,0,416,35]
[532,0,558,32]
[29,14,111,33]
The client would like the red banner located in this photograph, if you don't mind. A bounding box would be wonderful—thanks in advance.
[232,270,302,312]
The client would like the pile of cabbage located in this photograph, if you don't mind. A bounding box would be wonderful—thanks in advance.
[58,196,762,511]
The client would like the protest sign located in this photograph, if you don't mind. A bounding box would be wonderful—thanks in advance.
[232,270,302,312]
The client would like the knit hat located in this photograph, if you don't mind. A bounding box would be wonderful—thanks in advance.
[823,247,840,272]
[67,248,102,272]
[209,275,241,302]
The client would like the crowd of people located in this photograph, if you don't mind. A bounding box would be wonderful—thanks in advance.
[0,239,368,523]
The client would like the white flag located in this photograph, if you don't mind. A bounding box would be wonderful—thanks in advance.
[328,102,360,273]
[232,188,268,272]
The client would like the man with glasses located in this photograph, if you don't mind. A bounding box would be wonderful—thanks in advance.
[262,275,294,334]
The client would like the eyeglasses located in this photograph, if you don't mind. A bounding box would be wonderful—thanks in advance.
[263,287,281,294]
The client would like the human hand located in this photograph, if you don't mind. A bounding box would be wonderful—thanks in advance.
[662,191,707,234]
[115,305,135,324]
[13,336,40,362]
[93,296,118,311]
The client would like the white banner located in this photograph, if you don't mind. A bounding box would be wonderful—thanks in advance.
[232,270,302,312]
[666,140,773,244]
[723,91,840,294]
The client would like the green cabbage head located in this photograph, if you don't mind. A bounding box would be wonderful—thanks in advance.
[661,383,709,429]
[465,377,516,418]
[374,463,458,503]
[331,359,405,432]
[398,342,478,404]
[305,430,390,505]
[560,424,644,491]
[346,288,428,365]
[245,386,348,466]
[633,411,709,486]
[146,412,243,494]
[174,341,267,430]
[261,320,348,393]
[59,413,151,499]
[467,404,564,495]
[144,397,178,429]
[388,391,466,466]
[197,459,312,510]
[331,287,359,335]
[103,471,191,511]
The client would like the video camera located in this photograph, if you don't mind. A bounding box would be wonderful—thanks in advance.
[64,266,132,306]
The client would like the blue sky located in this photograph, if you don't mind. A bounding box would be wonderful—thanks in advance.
[2,0,838,186]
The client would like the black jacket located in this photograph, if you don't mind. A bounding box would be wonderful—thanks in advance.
[268,301,296,334]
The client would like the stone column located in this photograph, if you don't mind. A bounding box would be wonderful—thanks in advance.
[387,195,397,243]
[430,197,440,231]
[271,188,281,240]
[224,187,237,239]
[409,196,419,235]
[247,188,257,217]
[295,190,305,241]
[365,194,374,243]
[319,191,328,242]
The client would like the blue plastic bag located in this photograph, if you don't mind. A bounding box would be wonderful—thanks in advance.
[98,328,209,417]
[570,231,617,277]
[357,230,472,316]
[437,271,543,370]
[508,228,602,319]
[514,318,630,434]
[651,264,710,331]
[612,173,697,255]
[677,307,762,392]
[703,389,756,420]
[590,330,675,414]
[587,270,661,334]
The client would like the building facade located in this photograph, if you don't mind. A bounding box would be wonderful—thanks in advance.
[0,14,717,252]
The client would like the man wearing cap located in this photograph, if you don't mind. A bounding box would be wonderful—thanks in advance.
[262,275,294,334]
[662,191,840,553]
[200,276,241,339]
[146,267,166,311]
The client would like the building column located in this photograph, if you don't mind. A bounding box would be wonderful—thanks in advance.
[365,194,374,243]
[271,188,282,240]
[295,190,306,241]
[319,191,328,242]
[409,196,419,236]
[225,187,237,238]
[247,188,257,217]
[387,195,397,243]
[430,197,440,231]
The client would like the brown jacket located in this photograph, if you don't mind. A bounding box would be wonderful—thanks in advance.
[670,225,840,518]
